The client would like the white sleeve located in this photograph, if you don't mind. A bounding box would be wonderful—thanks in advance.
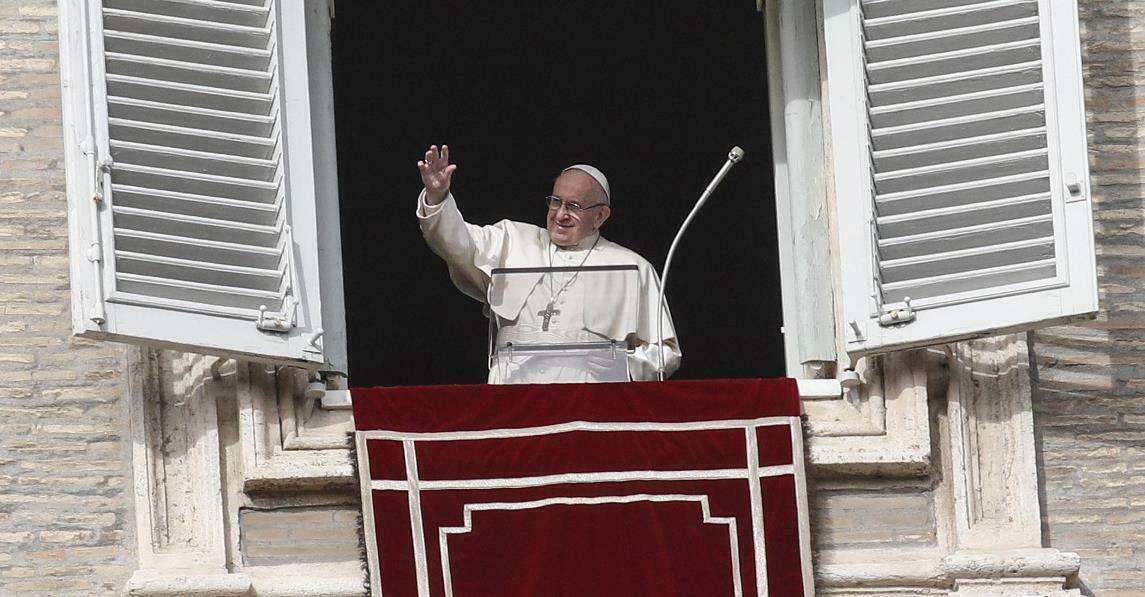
[415,188,504,303]
[627,340,681,381]
[416,190,447,218]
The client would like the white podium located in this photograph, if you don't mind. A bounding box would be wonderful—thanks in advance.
[487,265,639,384]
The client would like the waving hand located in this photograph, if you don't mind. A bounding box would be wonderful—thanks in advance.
[417,145,457,206]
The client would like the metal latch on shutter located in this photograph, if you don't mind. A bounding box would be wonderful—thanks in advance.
[1065,172,1086,203]
[878,297,916,327]
[256,225,301,333]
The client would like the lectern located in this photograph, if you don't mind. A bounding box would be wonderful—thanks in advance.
[487,265,639,383]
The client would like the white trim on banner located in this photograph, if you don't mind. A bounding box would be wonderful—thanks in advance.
[355,418,810,596]
[745,427,770,597]
[370,465,796,492]
[789,417,815,596]
[403,440,430,597]
[358,417,794,442]
[437,495,744,597]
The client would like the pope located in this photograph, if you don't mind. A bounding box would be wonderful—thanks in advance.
[416,144,681,383]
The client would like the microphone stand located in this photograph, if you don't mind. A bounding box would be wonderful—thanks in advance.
[657,146,746,381]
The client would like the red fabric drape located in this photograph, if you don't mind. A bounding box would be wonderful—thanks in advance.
[354,379,809,597]
[353,378,800,432]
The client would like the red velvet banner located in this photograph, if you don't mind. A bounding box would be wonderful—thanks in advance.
[353,379,812,596]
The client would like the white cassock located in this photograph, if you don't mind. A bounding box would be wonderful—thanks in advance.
[417,190,681,384]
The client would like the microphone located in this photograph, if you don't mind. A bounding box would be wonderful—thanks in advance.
[657,146,746,381]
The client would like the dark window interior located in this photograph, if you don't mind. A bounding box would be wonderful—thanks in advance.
[332,0,785,386]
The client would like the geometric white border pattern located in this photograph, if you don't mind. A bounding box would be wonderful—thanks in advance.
[356,417,814,597]
[437,495,743,597]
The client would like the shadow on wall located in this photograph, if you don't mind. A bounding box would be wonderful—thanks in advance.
[1029,4,1144,595]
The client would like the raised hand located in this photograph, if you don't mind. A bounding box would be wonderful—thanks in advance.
[417,145,457,205]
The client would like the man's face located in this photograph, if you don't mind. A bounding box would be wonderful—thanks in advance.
[547,170,611,247]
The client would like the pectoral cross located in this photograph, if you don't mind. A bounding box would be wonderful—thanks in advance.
[538,301,561,331]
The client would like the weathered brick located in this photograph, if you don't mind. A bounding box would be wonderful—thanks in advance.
[0,7,133,594]
[5,579,94,592]
[240,506,363,566]
[17,6,56,18]
[38,530,98,543]
[0,58,53,73]
[0,371,33,382]
[1004,2,1145,593]
[12,512,117,527]
[0,22,38,34]
[0,352,35,364]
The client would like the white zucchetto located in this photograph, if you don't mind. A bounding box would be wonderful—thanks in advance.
[562,164,610,205]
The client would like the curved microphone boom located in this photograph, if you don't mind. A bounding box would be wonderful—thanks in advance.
[657,146,745,381]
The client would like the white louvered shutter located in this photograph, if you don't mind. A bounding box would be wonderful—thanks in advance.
[58,0,333,366]
[823,0,1097,355]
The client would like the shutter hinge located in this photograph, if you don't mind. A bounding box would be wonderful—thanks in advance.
[82,136,108,326]
[878,297,916,327]
[85,242,102,263]
[303,328,324,355]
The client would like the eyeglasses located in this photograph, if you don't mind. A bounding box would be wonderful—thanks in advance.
[545,195,607,214]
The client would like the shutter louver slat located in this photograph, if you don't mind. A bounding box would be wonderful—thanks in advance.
[102,8,272,48]
[872,107,1044,150]
[113,185,279,225]
[860,0,1056,309]
[880,259,1056,303]
[105,0,272,27]
[101,0,293,321]
[110,140,279,180]
[870,63,1043,107]
[112,164,277,203]
[877,192,1051,236]
[873,127,1047,171]
[875,148,1049,194]
[106,53,274,93]
[868,40,1042,84]
[862,0,1010,20]
[877,170,1050,214]
[108,97,275,136]
[870,84,1044,128]
[106,75,274,113]
[111,205,281,245]
[879,214,1053,260]
[864,1,1037,39]
[115,251,284,291]
[114,229,281,269]
[115,272,283,311]
[108,118,276,158]
[880,236,1054,282]
[866,18,1040,62]
[104,31,272,71]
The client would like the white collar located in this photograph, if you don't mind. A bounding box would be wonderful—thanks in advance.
[551,231,601,252]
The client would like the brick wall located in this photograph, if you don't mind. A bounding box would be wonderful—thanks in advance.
[1031,1,1145,594]
[240,506,362,567]
[0,1,135,594]
[812,486,937,551]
